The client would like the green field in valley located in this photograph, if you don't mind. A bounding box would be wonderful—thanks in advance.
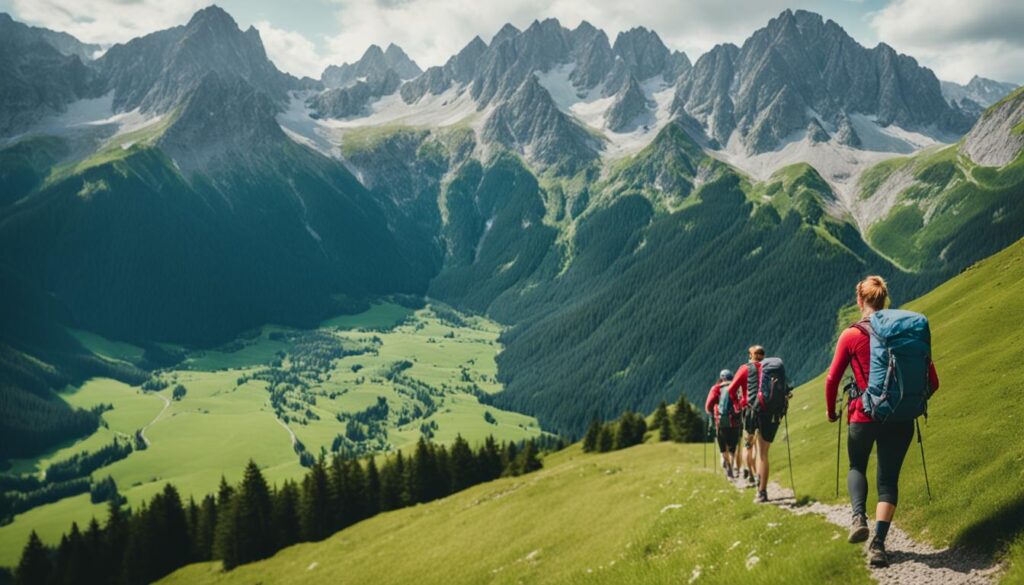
[0,303,544,567]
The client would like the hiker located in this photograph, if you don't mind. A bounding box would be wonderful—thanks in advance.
[726,345,787,504]
[705,369,740,478]
[826,275,940,567]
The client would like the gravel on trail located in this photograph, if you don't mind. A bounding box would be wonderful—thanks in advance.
[720,466,1003,584]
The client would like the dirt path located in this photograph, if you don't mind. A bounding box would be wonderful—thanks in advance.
[275,417,297,448]
[720,466,1002,584]
[139,393,171,447]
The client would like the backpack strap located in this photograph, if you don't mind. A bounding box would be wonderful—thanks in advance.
[846,318,872,399]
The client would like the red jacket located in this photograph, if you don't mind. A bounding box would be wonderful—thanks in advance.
[725,361,761,411]
[825,323,940,423]
[705,381,734,427]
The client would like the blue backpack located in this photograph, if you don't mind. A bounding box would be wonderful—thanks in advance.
[853,309,932,422]
[718,382,738,428]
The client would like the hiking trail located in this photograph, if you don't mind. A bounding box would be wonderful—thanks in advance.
[720,468,1002,584]
[139,393,171,448]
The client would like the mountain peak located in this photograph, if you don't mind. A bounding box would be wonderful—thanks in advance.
[362,44,385,59]
[492,23,520,46]
[187,5,237,29]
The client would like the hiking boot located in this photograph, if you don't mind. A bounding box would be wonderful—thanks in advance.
[868,539,889,567]
[726,467,734,479]
[754,490,768,504]
[848,514,869,544]
[741,468,750,480]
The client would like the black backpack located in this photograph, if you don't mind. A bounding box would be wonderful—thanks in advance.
[749,357,789,418]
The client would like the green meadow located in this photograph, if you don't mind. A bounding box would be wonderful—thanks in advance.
[166,237,1024,584]
[0,303,543,566]
[163,442,871,585]
[774,236,1024,578]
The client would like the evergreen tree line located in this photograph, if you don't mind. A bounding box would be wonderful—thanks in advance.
[12,435,549,585]
[1,440,133,525]
[582,394,707,454]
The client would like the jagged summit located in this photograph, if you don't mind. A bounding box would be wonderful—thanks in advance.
[671,8,969,155]
[491,23,521,46]
[321,43,421,88]
[97,4,295,113]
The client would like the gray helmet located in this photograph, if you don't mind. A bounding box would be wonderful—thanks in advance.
[719,369,734,381]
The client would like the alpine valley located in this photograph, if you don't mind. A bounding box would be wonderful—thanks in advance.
[2,4,1024,577]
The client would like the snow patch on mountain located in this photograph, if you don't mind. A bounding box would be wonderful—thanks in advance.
[534,64,676,159]
[277,88,482,162]
[4,93,162,146]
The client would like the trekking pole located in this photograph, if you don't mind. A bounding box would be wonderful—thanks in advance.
[703,419,708,469]
[784,413,796,498]
[916,418,932,502]
[835,407,842,498]
[835,392,846,498]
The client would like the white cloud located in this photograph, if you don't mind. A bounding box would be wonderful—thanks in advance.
[254,21,329,78]
[10,0,205,45]
[870,0,1024,83]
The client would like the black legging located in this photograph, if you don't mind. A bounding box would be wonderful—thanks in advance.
[847,421,915,517]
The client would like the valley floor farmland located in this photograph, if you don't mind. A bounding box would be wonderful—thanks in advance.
[0,303,544,566]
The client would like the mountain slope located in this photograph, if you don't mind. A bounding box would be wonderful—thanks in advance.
[163,234,1024,585]
[425,125,917,436]
[162,442,871,585]
[672,9,968,156]
[96,5,298,113]
[776,235,1024,574]
[859,87,1024,272]
[0,13,96,136]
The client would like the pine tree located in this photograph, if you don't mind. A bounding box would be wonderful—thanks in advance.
[299,456,331,541]
[502,441,519,476]
[634,416,648,445]
[151,483,191,578]
[195,495,217,562]
[83,518,103,585]
[328,457,350,529]
[614,412,634,450]
[597,424,614,452]
[224,460,274,567]
[378,454,404,512]
[14,531,51,585]
[582,419,601,453]
[516,441,543,474]
[62,522,89,585]
[652,401,669,430]
[272,480,301,551]
[346,459,368,524]
[658,411,672,441]
[433,444,451,500]
[103,498,129,582]
[449,435,474,492]
[409,438,434,503]
[364,457,381,517]
[477,435,502,481]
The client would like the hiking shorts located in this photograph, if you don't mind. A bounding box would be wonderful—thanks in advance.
[743,410,757,435]
[755,414,781,443]
[716,426,740,453]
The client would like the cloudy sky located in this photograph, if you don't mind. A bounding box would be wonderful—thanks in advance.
[2,0,1022,84]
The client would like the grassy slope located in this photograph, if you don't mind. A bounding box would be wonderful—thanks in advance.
[0,304,542,566]
[774,237,1024,572]
[171,236,1024,585]
[163,442,870,585]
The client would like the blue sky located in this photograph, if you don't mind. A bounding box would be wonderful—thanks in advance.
[2,0,1021,84]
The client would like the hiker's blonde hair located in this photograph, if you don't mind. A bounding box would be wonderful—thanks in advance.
[748,345,765,360]
[857,275,889,311]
